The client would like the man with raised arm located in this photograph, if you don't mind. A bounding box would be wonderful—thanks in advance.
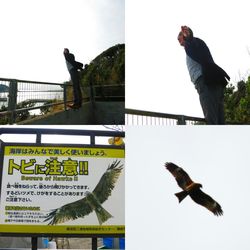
[178,26,230,124]
[64,48,83,109]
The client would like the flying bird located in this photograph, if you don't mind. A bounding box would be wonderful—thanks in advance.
[165,162,223,216]
[44,160,123,225]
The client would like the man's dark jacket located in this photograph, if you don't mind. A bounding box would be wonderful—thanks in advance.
[185,37,230,86]
[64,53,83,71]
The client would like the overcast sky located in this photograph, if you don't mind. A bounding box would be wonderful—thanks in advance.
[0,125,123,144]
[126,126,250,250]
[126,0,250,118]
[0,0,124,83]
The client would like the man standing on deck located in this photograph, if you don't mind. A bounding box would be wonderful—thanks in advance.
[63,48,83,109]
[178,26,230,124]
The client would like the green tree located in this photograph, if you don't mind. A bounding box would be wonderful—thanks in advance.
[15,100,35,122]
[224,76,250,124]
[0,105,8,124]
[0,101,35,124]
[80,44,125,100]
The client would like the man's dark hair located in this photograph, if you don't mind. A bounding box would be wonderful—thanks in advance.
[187,27,193,38]
[177,27,193,41]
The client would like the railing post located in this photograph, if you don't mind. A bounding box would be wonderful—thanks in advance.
[7,79,17,124]
[92,237,97,250]
[177,115,186,125]
[63,84,67,111]
[89,82,95,103]
[31,237,38,250]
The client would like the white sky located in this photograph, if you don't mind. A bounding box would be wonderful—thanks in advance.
[126,126,250,250]
[126,0,250,117]
[0,0,124,83]
[0,125,124,144]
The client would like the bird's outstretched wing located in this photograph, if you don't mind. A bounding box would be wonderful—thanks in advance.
[44,197,93,225]
[44,160,123,225]
[189,189,223,216]
[165,162,193,190]
[93,160,123,203]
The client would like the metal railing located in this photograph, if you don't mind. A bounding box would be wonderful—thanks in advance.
[0,77,125,124]
[125,108,206,125]
[0,78,66,124]
[89,83,125,102]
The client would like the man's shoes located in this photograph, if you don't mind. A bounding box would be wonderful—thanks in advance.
[67,103,82,109]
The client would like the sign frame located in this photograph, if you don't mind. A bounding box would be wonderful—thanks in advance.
[0,129,125,238]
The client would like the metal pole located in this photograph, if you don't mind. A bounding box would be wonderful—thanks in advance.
[92,237,97,250]
[63,84,67,111]
[36,132,42,144]
[89,82,95,103]
[113,237,120,249]
[90,132,95,145]
[177,115,186,125]
[31,237,38,250]
[89,82,96,124]
[7,79,18,124]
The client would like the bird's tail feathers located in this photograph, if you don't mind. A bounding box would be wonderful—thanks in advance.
[95,206,113,225]
[175,191,188,203]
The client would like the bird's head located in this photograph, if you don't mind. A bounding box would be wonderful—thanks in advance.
[191,183,203,190]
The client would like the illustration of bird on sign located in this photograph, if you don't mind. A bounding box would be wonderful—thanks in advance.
[44,160,123,225]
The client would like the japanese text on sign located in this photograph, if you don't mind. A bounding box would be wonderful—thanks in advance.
[8,158,89,177]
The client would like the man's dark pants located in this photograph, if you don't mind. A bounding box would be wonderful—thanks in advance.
[69,69,82,106]
[195,76,225,125]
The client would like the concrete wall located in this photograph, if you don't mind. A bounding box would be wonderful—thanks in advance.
[18,101,125,125]
[0,237,43,248]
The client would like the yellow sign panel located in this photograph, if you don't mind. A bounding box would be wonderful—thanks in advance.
[0,225,125,235]
[4,146,125,158]
[0,145,125,236]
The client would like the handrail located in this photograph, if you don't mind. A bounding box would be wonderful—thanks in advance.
[0,77,124,124]
[0,77,63,85]
[0,127,125,145]
[0,100,72,116]
[125,108,206,125]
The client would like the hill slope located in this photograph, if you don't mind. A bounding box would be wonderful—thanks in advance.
[81,43,125,86]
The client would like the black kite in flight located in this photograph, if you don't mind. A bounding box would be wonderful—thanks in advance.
[165,162,223,216]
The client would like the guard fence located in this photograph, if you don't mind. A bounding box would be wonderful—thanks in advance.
[0,78,125,124]
[125,108,206,125]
